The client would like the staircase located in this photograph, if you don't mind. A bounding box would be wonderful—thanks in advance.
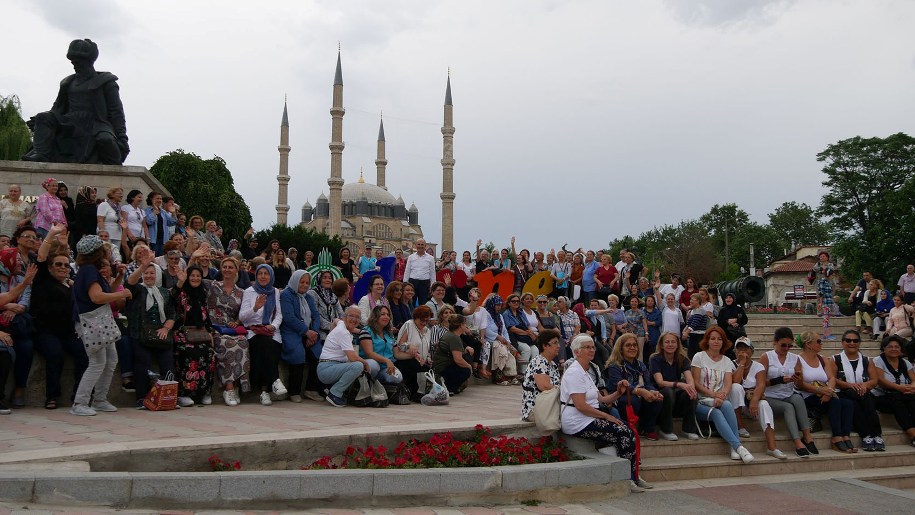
[743,314,880,357]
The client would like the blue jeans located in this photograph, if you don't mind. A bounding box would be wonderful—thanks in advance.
[804,394,854,437]
[696,399,742,449]
[317,360,364,398]
[366,359,404,385]
[114,330,133,379]
[7,313,34,389]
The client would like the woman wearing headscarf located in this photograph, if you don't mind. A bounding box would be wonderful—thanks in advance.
[125,256,176,408]
[483,294,518,385]
[280,269,322,402]
[55,182,76,232]
[206,256,250,406]
[72,186,98,246]
[34,178,67,238]
[874,289,894,340]
[717,293,748,345]
[308,270,345,344]
[240,263,286,406]
[172,266,216,406]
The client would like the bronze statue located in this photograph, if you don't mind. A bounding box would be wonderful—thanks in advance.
[22,39,129,165]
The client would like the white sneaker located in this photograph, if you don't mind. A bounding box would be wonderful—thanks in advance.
[684,432,700,440]
[91,401,118,412]
[259,391,272,406]
[177,396,194,407]
[766,449,788,460]
[737,445,755,463]
[659,431,679,441]
[202,394,212,405]
[69,404,97,416]
[738,428,751,438]
[730,448,740,460]
[271,379,288,397]
[223,390,238,407]
[635,477,653,489]
[629,480,645,493]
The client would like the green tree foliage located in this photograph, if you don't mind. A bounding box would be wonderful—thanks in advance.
[817,133,915,281]
[252,224,344,264]
[149,150,253,243]
[767,201,830,250]
[0,95,32,160]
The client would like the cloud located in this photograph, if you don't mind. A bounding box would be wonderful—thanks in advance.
[18,0,134,43]
[663,0,795,28]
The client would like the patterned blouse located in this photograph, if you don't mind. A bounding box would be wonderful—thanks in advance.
[206,280,244,326]
[625,308,646,337]
[521,354,560,421]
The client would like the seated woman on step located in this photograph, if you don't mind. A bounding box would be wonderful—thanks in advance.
[873,335,915,447]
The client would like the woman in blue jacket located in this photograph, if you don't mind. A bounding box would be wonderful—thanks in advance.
[280,269,323,402]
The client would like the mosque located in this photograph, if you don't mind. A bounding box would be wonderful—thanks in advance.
[274,50,456,255]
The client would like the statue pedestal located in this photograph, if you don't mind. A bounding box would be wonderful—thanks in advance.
[0,159,171,201]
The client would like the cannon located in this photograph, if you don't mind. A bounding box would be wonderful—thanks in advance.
[716,276,765,305]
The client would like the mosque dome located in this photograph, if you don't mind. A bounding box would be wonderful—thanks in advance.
[342,181,397,205]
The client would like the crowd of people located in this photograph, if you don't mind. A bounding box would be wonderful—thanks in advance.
[2,181,915,493]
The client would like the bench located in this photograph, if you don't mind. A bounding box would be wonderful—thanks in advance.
[781,289,818,309]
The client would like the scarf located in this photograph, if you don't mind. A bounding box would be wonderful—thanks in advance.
[485,296,504,333]
[839,350,865,383]
[180,266,208,327]
[879,353,910,384]
[76,186,95,205]
[252,264,277,325]
[876,291,894,313]
[0,248,18,286]
[144,283,167,323]
[286,269,312,324]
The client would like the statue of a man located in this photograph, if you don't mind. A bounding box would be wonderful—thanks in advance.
[22,39,129,165]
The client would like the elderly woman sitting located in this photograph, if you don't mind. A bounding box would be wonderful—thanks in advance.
[561,334,645,493]
[317,306,371,407]
[521,329,562,422]
[874,335,915,447]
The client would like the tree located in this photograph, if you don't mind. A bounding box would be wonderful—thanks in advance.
[0,95,32,160]
[658,220,723,285]
[149,150,253,243]
[699,203,750,275]
[767,201,830,250]
[253,224,344,261]
[817,133,915,281]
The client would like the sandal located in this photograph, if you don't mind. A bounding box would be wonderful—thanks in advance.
[44,399,58,410]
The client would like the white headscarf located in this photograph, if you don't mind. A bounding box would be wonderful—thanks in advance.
[143,264,166,322]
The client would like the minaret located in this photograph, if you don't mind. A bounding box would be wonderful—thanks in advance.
[440,70,456,251]
[276,98,291,225]
[375,113,387,190]
[327,47,345,237]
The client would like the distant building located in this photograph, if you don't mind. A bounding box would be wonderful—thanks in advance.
[763,245,835,306]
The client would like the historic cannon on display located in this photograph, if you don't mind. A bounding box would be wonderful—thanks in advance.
[716,276,765,305]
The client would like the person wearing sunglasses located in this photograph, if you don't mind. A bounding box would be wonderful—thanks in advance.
[796,331,856,453]
[832,329,884,451]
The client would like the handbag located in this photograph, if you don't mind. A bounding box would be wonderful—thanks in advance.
[420,370,450,405]
[141,327,173,350]
[530,386,561,435]
[385,383,412,405]
[143,372,179,411]
[345,372,374,407]
[249,324,275,337]
[370,378,389,408]
[75,303,121,352]
[182,327,211,344]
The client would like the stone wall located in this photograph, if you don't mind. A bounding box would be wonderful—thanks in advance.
[0,160,171,200]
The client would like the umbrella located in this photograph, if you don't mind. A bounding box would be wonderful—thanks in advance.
[625,388,641,478]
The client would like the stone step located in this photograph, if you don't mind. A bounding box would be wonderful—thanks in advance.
[639,443,915,482]
[640,428,910,459]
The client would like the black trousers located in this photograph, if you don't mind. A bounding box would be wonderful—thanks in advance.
[839,390,882,437]
[304,345,327,394]
[131,336,175,401]
[876,392,915,432]
[410,278,431,306]
[396,358,428,395]
[249,335,281,391]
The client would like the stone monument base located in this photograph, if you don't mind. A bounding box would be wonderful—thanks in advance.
[0,159,171,202]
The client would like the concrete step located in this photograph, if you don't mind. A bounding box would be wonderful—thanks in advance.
[640,443,915,482]
[641,428,910,459]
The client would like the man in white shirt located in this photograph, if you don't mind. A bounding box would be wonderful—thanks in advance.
[403,238,436,305]
[898,264,915,304]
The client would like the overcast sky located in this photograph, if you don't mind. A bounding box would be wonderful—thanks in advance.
[4,0,914,254]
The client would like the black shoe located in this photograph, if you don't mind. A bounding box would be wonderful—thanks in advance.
[795,447,810,458]
[805,440,819,455]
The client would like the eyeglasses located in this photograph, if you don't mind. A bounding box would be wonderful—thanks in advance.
[51,261,70,268]
[843,338,860,343]
[18,235,38,240]
[813,339,823,344]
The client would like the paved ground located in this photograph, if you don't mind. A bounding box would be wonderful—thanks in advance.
[2,478,914,514]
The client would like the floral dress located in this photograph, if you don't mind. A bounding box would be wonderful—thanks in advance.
[625,308,647,337]
[206,280,251,393]
[174,289,216,402]
[521,355,560,421]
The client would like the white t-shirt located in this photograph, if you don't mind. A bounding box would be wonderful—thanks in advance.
[121,204,145,240]
[691,351,735,398]
[660,306,683,335]
[873,355,913,397]
[523,310,540,336]
[741,361,765,390]
[560,360,599,434]
[97,202,122,241]
[321,320,357,362]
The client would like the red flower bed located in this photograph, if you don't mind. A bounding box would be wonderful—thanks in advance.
[208,454,242,471]
[304,425,576,470]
